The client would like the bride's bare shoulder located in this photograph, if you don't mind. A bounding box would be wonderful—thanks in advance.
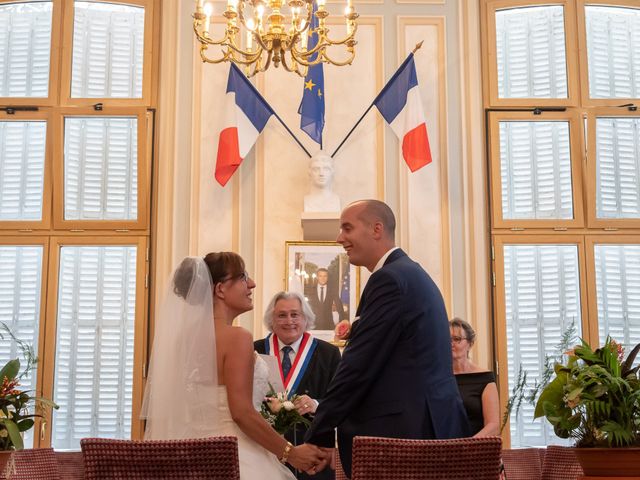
[219,325,252,346]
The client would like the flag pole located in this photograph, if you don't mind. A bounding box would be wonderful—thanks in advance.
[330,40,424,158]
[272,111,312,158]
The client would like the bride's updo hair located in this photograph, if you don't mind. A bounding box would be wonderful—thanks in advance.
[204,252,245,285]
[173,252,246,300]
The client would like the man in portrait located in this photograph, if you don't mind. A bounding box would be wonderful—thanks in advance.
[306,268,347,330]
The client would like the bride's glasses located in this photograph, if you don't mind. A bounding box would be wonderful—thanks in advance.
[223,271,249,284]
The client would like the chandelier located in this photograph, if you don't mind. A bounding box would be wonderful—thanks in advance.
[193,0,359,77]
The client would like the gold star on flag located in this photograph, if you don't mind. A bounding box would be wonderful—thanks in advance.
[305,79,316,91]
[317,89,323,98]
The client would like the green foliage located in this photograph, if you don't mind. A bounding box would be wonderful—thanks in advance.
[0,323,59,451]
[534,336,640,448]
[260,384,311,435]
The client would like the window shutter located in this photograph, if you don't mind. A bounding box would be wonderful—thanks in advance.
[495,6,568,99]
[71,2,145,98]
[586,6,640,99]
[500,121,573,220]
[0,2,52,97]
[595,117,640,219]
[64,117,138,221]
[595,244,640,347]
[0,245,44,448]
[0,121,46,221]
[504,244,580,447]
[52,245,137,450]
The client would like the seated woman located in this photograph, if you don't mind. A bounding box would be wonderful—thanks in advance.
[142,253,329,479]
[450,318,499,437]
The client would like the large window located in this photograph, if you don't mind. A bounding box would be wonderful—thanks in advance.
[0,0,156,449]
[483,0,640,448]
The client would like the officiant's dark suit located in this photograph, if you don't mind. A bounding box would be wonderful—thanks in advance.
[305,200,470,478]
[256,291,341,480]
[307,269,348,330]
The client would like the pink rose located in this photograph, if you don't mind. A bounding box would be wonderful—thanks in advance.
[334,320,351,341]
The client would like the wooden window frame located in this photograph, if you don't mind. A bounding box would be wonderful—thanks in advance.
[0,110,53,231]
[576,0,640,107]
[0,236,50,448]
[488,110,586,229]
[59,0,155,107]
[483,0,580,108]
[0,0,63,106]
[51,106,150,231]
[492,233,591,447]
[585,108,640,229]
[39,235,149,447]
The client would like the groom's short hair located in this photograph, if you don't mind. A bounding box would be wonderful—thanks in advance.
[354,199,396,241]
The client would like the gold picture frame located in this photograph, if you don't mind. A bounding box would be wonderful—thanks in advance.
[285,241,360,342]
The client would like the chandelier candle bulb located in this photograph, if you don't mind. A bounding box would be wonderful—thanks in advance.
[203,3,213,33]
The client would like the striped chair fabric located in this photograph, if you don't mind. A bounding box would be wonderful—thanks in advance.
[4,448,61,480]
[81,436,240,480]
[351,436,503,480]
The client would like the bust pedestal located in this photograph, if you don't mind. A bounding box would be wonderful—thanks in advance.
[301,212,340,241]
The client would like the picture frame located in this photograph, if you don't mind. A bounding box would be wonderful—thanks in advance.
[285,241,359,343]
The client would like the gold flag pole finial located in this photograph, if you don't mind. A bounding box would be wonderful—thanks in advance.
[412,41,424,54]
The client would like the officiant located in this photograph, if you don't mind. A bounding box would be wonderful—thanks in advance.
[255,291,341,480]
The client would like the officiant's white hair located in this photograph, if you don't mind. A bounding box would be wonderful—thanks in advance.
[263,291,316,331]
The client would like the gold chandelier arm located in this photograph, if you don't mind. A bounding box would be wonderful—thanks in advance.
[200,45,234,64]
[317,23,358,47]
[194,23,238,48]
[280,50,306,77]
[247,49,273,77]
[319,46,356,67]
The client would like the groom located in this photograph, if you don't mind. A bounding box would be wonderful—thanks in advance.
[304,200,470,478]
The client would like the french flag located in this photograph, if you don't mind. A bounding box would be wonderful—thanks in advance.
[373,54,432,172]
[215,64,275,186]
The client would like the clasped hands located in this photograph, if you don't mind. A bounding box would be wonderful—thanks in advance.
[288,444,334,475]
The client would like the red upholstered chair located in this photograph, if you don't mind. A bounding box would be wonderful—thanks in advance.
[81,436,240,480]
[501,447,544,480]
[55,451,85,480]
[4,448,61,480]
[541,445,583,480]
[351,436,503,480]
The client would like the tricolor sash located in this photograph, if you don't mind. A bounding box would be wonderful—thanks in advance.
[264,332,317,398]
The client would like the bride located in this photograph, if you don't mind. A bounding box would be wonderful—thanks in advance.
[142,253,328,478]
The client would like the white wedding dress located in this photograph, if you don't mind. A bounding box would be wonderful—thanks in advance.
[216,355,296,480]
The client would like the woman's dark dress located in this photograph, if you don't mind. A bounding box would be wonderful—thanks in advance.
[455,371,496,435]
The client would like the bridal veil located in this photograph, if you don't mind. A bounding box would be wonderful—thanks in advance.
[141,256,219,439]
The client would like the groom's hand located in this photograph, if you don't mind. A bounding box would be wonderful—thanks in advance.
[303,443,331,475]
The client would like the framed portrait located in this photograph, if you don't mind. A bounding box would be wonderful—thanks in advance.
[285,241,359,343]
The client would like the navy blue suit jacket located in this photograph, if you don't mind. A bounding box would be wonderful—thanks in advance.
[304,249,470,477]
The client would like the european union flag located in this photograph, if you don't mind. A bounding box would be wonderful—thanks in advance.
[297,1,325,146]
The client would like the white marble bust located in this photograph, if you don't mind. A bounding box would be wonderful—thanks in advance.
[303,152,341,212]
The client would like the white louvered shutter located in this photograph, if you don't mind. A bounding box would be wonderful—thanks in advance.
[595,244,640,347]
[0,121,46,221]
[504,244,580,447]
[595,117,640,219]
[499,121,574,219]
[585,6,640,99]
[52,245,136,450]
[0,245,44,449]
[64,117,138,221]
[71,2,145,98]
[495,5,568,99]
[0,2,52,98]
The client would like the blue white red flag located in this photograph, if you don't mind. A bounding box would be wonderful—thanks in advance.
[215,64,275,186]
[373,53,432,172]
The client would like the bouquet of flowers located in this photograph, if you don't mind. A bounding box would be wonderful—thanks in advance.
[260,385,311,435]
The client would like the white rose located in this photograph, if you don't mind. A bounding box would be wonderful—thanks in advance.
[282,401,295,411]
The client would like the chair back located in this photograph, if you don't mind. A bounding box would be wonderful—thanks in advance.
[501,447,544,480]
[55,451,85,480]
[81,436,240,480]
[351,436,502,480]
[4,448,61,480]
[540,445,583,480]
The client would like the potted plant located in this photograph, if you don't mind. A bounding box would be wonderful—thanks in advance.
[534,336,640,476]
[0,325,58,473]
